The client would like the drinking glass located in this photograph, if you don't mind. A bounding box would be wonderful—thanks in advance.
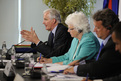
[24,57,31,75]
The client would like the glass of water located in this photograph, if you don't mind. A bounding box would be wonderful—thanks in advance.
[24,57,31,75]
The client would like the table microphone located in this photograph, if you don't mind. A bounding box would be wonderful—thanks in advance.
[15,41,47,68]
[15,40,25,45]
[0,40,26,68]
[0,58,5,68]
[6,40,26,60]
[30,62,42,79]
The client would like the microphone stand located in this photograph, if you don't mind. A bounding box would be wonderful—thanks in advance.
[15,40,25,46]
[15,41,47,68]
[6,40,25,60]
[0,55,5,68]
[29,62,42,79]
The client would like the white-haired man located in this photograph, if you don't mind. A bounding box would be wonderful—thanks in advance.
[21,8,72,58]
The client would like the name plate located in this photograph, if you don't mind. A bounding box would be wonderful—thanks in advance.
[4,62,12,76]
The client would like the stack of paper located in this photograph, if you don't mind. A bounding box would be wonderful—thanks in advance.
[47,65,69,73]
[50,73,84,81]
[34,63,61,68]
[34,63,70,73]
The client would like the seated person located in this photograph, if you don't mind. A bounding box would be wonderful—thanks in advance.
[38,11,100,66]
[81,22,121,81]
[63,8,121,79]
[21,8,72,58]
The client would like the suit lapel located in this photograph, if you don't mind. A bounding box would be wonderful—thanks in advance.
[99,37,113,57]
[48,32,53,47]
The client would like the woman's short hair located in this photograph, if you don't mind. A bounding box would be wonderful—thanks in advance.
[65,11,90,34]
[43,8,61,23]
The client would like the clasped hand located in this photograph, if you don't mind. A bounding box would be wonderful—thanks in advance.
[37,57,52,63]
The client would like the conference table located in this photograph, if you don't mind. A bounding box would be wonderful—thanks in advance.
[0,68,48,81]
[0,52,50,81]
[0,50,84,81]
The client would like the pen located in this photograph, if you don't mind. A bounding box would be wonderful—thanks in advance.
[50,70,64,73]
[50,71,59,73]
[39,53,41,63]
[59,70,64,73]
[85,73,89,81]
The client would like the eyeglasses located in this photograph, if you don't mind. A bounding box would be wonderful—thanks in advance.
[68,28,75,30]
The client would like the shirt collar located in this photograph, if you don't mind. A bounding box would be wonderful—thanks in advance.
[51,25,58,36]
[103,35,111,46]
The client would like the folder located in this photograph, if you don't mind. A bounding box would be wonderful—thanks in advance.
[14,45,36,53]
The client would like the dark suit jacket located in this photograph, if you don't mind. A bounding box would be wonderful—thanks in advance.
[103,74,121,81]
[31,23,73,58]
[76,37,121,79]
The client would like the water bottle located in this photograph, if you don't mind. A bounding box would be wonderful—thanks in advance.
[11,46,16,65]
[29,55,34,67]
[42,63,48,74]
[24,57,31,75]
[1,41,7,57]
[41,63,50,81]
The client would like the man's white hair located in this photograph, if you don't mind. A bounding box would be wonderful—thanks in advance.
[43,8,61,23]
[65,11,90,33]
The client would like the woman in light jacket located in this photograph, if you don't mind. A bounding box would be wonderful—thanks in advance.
[38,11,100,66]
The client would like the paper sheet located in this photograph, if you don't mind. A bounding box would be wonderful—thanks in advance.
[50,73,84,81]
[34,63,70,73]
[47,65,69,72]
[34,63,62,68]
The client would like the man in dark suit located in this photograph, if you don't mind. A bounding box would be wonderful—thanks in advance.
[64,8,121,79]
[81,22,121,81]
[102,22,121,81]
[21,8,72,58]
